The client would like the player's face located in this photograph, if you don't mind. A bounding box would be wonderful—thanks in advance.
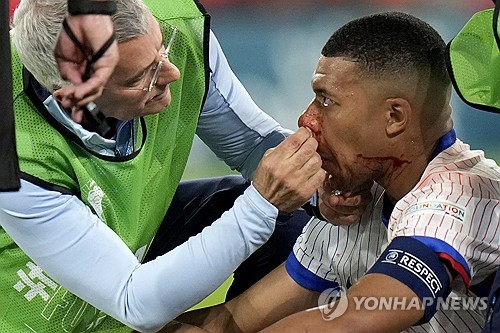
[298,56,389,192]
[94,15,181,120]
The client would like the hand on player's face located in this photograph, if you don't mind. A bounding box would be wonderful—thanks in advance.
[318,176,373,225]
[253,127,327,213]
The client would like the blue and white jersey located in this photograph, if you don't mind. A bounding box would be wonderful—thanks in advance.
[287,132,500,333]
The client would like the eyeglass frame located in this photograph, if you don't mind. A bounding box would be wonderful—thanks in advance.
[104,27,178,92]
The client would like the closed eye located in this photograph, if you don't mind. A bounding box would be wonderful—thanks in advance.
[125,70,148,87]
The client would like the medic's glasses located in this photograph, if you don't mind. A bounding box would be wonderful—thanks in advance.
[105,27,178,92]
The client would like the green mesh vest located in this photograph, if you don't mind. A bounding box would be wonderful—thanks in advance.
[0,0,208,331]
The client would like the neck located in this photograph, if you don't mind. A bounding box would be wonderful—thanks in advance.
[381,142,435,203]
[381,124,452,203]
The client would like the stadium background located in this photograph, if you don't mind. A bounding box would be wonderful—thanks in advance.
[8,0,500,310]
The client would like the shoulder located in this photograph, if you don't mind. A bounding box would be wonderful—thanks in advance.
[408,140,500,203]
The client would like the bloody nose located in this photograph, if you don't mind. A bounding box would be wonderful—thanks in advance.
[298,108,321,140]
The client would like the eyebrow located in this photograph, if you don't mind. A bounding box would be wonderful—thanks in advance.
[313,87,337,98]
[314,87,328,95]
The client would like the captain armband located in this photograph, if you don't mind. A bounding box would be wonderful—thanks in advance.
[366,236,452,324]
[68,0,117,16]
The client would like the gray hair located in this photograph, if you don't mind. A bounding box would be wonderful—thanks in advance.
[12,0,150,91]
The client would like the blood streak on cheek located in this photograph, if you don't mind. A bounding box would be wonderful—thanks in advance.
[356,154,410,169]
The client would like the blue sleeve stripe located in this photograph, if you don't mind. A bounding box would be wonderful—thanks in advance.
[410,236,471,279]
[285,252,339,292]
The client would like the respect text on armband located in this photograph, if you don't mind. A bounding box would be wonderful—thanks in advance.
[382,249,442,297]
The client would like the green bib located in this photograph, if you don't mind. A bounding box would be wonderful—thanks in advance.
[447,7,500,114]
[0,0,209,331]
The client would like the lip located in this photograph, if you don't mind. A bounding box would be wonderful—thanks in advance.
[152,89,168,101]
[318,151,330,162]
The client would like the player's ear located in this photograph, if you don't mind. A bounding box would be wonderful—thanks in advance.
[384,98,409,138]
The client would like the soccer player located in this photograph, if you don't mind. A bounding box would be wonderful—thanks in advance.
[169,11,500,333]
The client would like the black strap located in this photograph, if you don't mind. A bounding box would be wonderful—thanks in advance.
[494,0,500,51]
[62,18,116,81]
[0,0,20,191]
[61,18,115,137]
[68,0,117,16]
[302,201,326,221]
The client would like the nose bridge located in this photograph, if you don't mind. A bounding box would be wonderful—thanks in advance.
[150,46,169,82]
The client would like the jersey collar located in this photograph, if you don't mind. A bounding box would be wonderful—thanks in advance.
[381,129,457,227]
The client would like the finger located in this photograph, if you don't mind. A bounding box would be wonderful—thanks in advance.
[281,136,319,173]
[309,168,328,191]
[261,136,318,182]
[295,149,322,174]
[331,187,373,207]
[330,214,361,226]
[76,42,119,89]
[319,202,361,226]
[276,167,326,213]
[327,193,362,207]
[71,107,85,123]
[322,196,372,221]
[54,36,85,64]
[72,75,107,102]
[57,62,85,85]
[296,153,325,179]
[55,90,76,109]
[272,127,313,160]
[74,91,103,107]
[56,85,99,109]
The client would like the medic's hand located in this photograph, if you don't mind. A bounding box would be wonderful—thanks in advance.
[319,176,373,225]
[54,14,119,110]
[253,127,327,213]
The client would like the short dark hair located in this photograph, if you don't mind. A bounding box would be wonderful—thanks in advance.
[322,12,450,87]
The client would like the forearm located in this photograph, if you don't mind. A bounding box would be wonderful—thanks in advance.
[261,273,423,333]
[0,180,277,332]
[176,264,319,333]
[156,320,212,333]
[259,307,350,333]
[171,304,236,333]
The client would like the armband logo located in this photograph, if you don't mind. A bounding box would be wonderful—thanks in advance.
[405,200,466,222]
[382,249,442,297]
